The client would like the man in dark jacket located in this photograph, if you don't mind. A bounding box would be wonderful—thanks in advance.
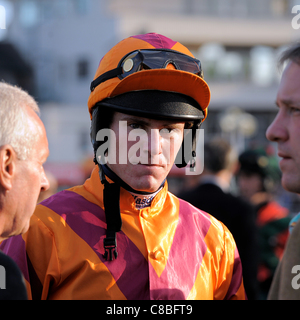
[237,149,290,299]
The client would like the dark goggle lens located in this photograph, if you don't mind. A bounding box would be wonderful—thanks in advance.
[90,49,203,92]
[118,49,202,79]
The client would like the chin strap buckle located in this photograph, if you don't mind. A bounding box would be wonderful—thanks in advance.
[103,236,118,261]
[189,150,196,172]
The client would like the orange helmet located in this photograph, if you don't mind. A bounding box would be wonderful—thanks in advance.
[89,33,211,170]
[88,33,210,121]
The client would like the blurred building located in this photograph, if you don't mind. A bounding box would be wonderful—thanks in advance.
[0,0,299,187]
[2,0,118,105]
[0,42,34,94]
[108,0,299,150]
[0,0,118,185]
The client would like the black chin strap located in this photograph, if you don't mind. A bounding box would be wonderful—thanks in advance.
[96,161,166,261]
[98,165,122,261]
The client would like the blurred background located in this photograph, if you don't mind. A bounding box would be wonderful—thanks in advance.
[0,0,300,212]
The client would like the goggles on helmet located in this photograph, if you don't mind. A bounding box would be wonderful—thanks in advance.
[90,49,203,92]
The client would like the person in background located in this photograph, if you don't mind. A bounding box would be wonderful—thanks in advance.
[266,42,300,299]
[0,82,50,299]
[237,149,290,299]
[179,138,258,299]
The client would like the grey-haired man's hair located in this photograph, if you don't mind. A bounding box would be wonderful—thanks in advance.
[0,82,40,160]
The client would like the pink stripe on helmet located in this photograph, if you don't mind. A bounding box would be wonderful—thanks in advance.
[131,33,177,49]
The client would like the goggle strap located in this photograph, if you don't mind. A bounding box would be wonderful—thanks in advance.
[90,66,123,92]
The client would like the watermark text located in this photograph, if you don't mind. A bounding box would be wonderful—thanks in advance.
[291,265,300,289]
[0,265,6,289]
[95,122,204,176]
[292,5,300,30]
